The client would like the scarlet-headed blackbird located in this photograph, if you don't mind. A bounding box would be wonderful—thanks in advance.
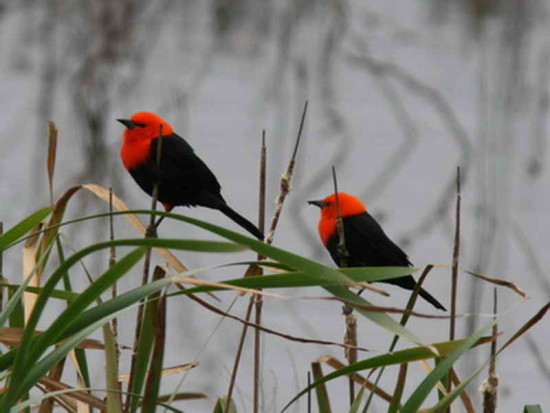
[118,111,263,239]
[309,192,445,310]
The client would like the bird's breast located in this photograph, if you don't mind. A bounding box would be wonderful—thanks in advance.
[319,218,337,245]
[121,139,153,170]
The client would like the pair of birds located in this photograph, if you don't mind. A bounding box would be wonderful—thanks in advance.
[118,112,445,311]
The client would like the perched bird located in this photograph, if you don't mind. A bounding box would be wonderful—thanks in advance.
[118,111,263,239]
[309,192,445,310]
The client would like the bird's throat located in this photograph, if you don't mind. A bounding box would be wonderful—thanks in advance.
[319,217,338,246]
[121,138,153,170]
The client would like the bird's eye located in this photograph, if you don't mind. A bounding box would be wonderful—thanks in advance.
[323,201,332,207]
[133,122,147,128]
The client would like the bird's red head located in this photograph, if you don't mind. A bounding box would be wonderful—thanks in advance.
[118,112,174,169]
[308,192,367,245]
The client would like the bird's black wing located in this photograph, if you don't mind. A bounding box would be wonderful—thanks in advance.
[326,212,446,311]
[130,133,225,208]
[328,212,411,268]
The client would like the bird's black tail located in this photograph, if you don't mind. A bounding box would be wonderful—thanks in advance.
[418,287,446,311]
[217,203,264,240]
[382,275,446,311]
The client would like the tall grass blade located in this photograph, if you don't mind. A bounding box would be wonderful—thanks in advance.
[46,121,58,206]
[311,362,331,413]
[152,211,426,346]
[388,363,407,413]
[349,385,366,413]
[0,207,51,251]
[16,306,132,404]
[282,336,494,411]
[128,295,156,413]
[22,224,41,324]
[523,405,543,413]
[401,319,497,412]
[214,396,236,413]
[4,248,146,407]
[102,315,123,412]
[6,235,243,391]
[141,266,168,413]
[431,302,549,412]
[29,249,147,364]
[0,235,57,329]
[179,267,415,294]
[54,237,92,392]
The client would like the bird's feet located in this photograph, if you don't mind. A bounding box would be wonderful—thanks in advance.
[342,304,354,316]
[145,225,158,238]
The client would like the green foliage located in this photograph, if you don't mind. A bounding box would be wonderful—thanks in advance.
[0,205,545,411]
[0,207,51,251]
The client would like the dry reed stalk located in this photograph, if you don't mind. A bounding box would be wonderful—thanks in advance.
[481,289,499,413]
[331,166,356,404]
[225,102,308,413]
[125,123,164,411]
[363,265,434,410]
[22,224,42,324]
[318,355,394,403]
[253,131,267,413]
[108,187,120,361]
[142,266,167,411]
[448,166,461,401]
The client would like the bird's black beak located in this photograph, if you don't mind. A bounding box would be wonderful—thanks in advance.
[308,200,323,208]
[117,118,135,130]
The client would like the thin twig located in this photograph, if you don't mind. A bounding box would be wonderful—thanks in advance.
[311,362,331,411]
[265,101,308,244]
[431,264,527,298]
[482,289,499,413]
[107,187,121,408]
[109,188,118,358]
[37,377,106,410]
[344,312,357,405]
[226,103,307,412]
[179,286,370,352]
[327,299,451,319]
[363,265,434,411]
[125,123,164,411]
[225,131,268,413]
[389,363,408,412]
[39,353,66,412]
[164,299,239,407]
[109,187,117,269]
[320,355,394,403]
[225,299,255,412]
[448,166,461,398]
[258,130,267,240]
[498,303,549,354]
[253,130,267,413]
[143,266,167,411]
[332,166,348,269]
[332,166,355,404]
[47,121,58,207]
[59,236,122,410]
[307,372,311,413]
[448,368,475,412]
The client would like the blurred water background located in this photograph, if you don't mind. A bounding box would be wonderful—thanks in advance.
[0,0,548,411]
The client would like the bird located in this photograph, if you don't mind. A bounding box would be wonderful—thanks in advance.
[308,192,446,310]
[118,111,263,239]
